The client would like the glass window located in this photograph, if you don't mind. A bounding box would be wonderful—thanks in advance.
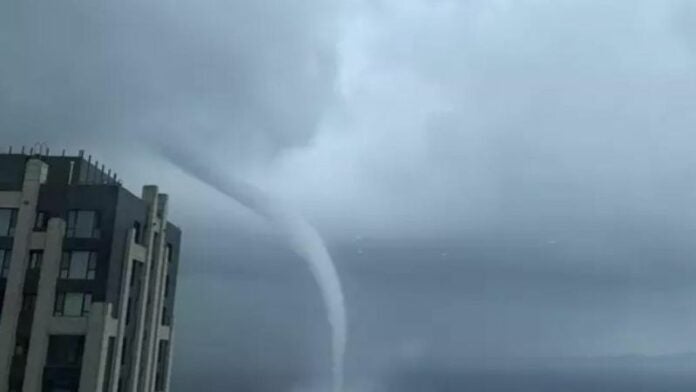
[133,221,142,244]
[161,306,169,325]
[66,210,100,238]
[34,211,49,231]
[83,293,92,315]
[63,294,82,316]
[103,337,116,391]
[14,337,28,357]
[28,250,43,270]
[163,274,170,299]
[54,292,92,317]
[0,249,10,278]
[46,335,85,366]
[0,209,17,237]
[21,294,36,314]
[121,338,128,365]
[155,340,170,391]
[126,297,132,325]
[59,251,97,280]
[129,260,138,287]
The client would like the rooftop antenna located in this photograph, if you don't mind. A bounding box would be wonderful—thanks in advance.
[32,142,48,156]
[93,159,98,184]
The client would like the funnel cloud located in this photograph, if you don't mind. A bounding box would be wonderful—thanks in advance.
[3,0,696,391]
[160,147,346,392]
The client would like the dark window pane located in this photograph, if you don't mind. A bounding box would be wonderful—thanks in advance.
[59,252,97,280]
[21,294,36,313]
[0,249,11,278]
[66,210,100,238]
[103,337,116,391]
[155,340,170,391]
[28,250,43,270]
[0,209,17,236]
[54,293,65,316]
[68,252,89,279]
[34,211,49,231]
[133,221,142,244]
[46,335,85,367]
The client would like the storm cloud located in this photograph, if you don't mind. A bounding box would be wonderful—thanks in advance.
[3,0,696,391]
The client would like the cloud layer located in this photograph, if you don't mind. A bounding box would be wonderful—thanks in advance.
[3,0,696,390]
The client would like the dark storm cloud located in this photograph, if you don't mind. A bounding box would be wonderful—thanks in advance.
[3,0,696,391]
[0,0,337,163]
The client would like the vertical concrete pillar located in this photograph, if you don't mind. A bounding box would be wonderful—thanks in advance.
[79,303,112,392]
[163,330,175,392]
[141,194,169,392]
[0,159,47,392]
[22,217,65,392]
[108,229,136,392]
[128,186,158,392]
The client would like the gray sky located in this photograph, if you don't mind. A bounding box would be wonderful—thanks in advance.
[3,1,696,391]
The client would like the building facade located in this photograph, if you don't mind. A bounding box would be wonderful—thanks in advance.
[0,151,181,392]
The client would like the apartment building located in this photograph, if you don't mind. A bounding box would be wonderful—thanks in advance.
[0,150,181,392]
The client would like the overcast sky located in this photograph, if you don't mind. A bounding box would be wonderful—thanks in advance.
[3,1,696,391]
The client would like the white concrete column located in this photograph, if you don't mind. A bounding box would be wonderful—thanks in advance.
[79,303,114,392]
[128,186,159,392]
[0,159,47,392]
[163,329,175,392]
[141,194,169,392]
[22,217,66,392]
[109,229,137,392]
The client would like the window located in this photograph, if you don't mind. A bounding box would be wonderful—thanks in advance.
[125,298,133,325]
[129,260,139,287]
[133,221,142,244]
[103,337,116,391]
[0,249,10,278]
[161,306,170,325]
[0,209,17,237]
[59,251,97,280]
[163,274,170,299]
[121,338,128,365]
[54,292,92,317]
[22,294,36,314]
[150,233,160,272]
[14,337,29,357]
[65,210,100,238]
[46,335,85,366]
[28,250,43,270]
[155,340,170,391]
[34,211,49,231]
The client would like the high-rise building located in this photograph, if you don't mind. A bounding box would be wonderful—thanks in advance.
[0,150,182,392]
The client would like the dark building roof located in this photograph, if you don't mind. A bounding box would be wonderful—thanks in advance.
[0,150,121,191]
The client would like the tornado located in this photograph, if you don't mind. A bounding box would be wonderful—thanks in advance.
[160,149,346,392]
